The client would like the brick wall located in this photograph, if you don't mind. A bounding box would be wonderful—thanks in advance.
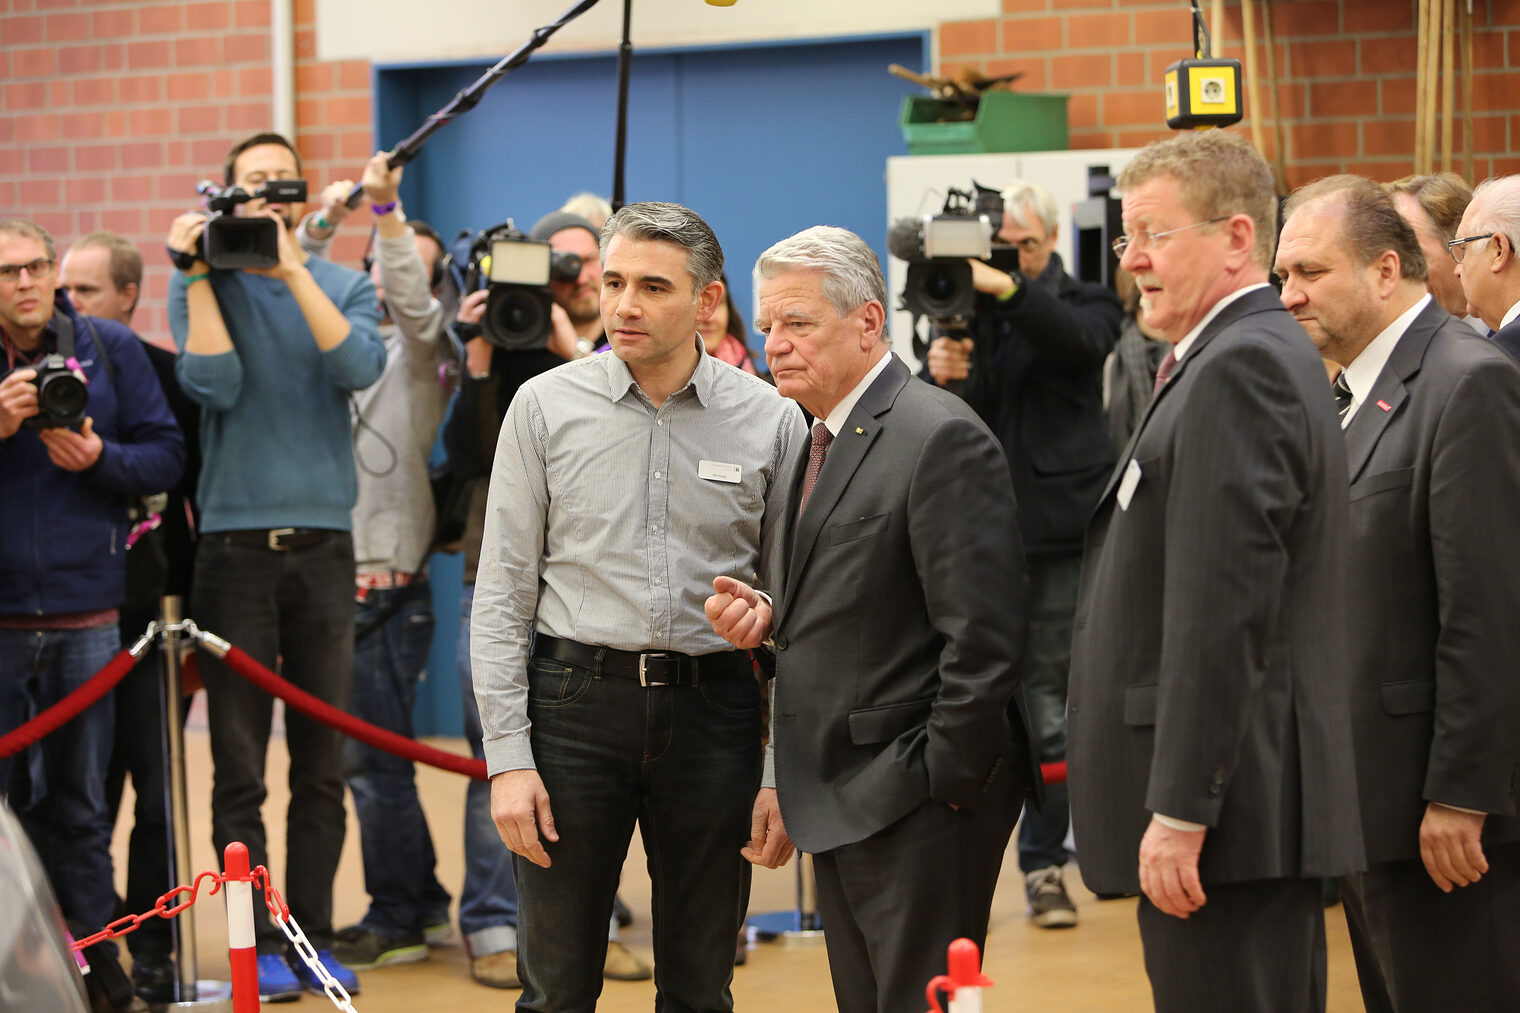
[1,0,372,340]
[941,0,1520,187]
[5,0,1519,338]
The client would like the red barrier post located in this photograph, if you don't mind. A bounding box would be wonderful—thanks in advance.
[223,843,259,1012]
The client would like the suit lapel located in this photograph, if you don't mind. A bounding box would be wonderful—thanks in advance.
[1342,302,1439,481]
[1097,287,1284,506]
[776,356,903,626]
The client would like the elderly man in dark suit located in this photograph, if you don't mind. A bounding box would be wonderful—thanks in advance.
[1452,174,1520,363]
[1277,174,1520,1013]
[705,225,1037,1013]
[1065,131,1363,1013]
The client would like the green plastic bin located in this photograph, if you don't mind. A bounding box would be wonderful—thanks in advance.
[899,91,1070,155]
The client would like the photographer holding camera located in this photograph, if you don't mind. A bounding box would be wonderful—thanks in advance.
[166,131,385,1001]
[0,217,184,961]
[924,180,1122,930]
[295,151,459,973]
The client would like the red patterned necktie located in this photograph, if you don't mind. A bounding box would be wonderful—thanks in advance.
[798,422,833,515]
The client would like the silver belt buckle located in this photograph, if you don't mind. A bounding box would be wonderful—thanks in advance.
[639,652,669,687]
[267,528,296,551]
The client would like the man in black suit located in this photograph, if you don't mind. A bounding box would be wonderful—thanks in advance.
[1065,131,1362,1013]
[706,225,1037,1013]
[1277,175,1520,1012]
[925,179,1121,928]
[1452,174,1520,363]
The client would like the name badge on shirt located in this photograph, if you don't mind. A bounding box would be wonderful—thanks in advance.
[1117,459,1142,511]
[698,460,742,484]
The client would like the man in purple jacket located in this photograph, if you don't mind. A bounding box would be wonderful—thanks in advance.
[0,217,184,948]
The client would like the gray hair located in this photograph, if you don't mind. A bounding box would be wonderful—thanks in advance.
[600,201,724,296]
[753,226,889,343]
[560,192,613,229]
[0,218,56,262]
[1468,175,1520,254]
[1001,180,1059,234]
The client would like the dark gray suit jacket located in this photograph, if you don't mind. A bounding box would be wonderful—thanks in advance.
[1490,317,1520,367]
[1341,299,1520,865]
[1067,286,1364,895]
[766,355,1038,854]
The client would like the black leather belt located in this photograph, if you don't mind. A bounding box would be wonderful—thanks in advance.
[532,633,750,687]
[219,528,335,552]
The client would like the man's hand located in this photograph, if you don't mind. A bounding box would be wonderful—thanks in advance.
[457,288,490,327]
[742,787,795,869]
[361,150,402,206]
[37,416,104,471]
[167,213,210,275]
[705,576,771,649]
[927,336,973,385]
[316,179,356,231]
[968,258,1018,297]
[1138,816,1208,918]
[0,369,39,439]
[1419,802,1488,892]
[490,769,559,869]
[244,209,306,282]
[546,303,579,362]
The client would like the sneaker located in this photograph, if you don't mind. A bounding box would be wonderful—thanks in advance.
[469,949,521,989]
[129,952,175,1004]
[256,953,303,1003]
[423,920,455,946]
[332,924,427,970]
[290,949,361,996]
[1025,866,1078,928]
[603,940,653,981]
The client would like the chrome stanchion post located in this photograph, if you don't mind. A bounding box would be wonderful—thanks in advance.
[161,596,233,1011]
[745,851,825,944]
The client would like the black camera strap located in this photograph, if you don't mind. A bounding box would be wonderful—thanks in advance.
[49,313,116,388]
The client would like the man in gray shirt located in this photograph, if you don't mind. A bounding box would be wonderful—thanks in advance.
[471,201,802,1011]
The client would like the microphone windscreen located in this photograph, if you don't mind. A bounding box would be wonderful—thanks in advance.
[886,217,925,262]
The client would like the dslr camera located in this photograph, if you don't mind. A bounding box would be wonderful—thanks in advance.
[887,183,1012,327]
[172,178,308,271]
[23,356,88,430]
[462,221,583,351]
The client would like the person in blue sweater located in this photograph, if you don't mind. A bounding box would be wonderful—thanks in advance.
[166,132,385,1003]
[0,217,185,955]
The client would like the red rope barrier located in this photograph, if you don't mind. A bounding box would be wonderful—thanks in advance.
[215,644,488,780]
[0,648,139,760]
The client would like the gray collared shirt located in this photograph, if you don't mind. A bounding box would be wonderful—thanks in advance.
[471,342,804,775]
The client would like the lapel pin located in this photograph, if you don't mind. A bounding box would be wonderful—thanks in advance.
[1377,400,1392,412]
[855,427,864,435]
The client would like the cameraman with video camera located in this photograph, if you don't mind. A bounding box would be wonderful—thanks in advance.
[923,180,1121,930]
[166,131,385,1001]
[0,217,184,965]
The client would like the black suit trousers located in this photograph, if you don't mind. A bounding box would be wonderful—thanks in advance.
[1340,840,1520,1013]
[810,791,1016,1013]
[1138,877,1327,1013]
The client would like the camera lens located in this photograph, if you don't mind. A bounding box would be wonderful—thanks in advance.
[924,268,960,302]
[37,373,88,420]
[484,286,552,350]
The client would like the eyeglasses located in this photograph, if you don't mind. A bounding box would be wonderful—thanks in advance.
[1447,232,1496,264]
[1112,217,1231,258]
[1007,237,1047,254]
[0,258,55,285]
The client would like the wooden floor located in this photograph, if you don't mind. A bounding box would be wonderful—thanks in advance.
[111,720,1368,1011]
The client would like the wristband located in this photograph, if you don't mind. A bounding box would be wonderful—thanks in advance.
[996,274,1021,302]
[370,200,398,216]
[184,272,211,286]
[312,211,332,231]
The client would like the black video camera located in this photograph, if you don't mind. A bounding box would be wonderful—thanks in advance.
[462,221,583,351]
[887,183,1012,326]
[23,355,88,430]
[176,178,308,270]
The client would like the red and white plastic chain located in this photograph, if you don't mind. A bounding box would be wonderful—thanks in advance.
[70,864,288,951]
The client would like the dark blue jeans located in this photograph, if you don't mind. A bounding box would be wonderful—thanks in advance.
[513,654,761,1013]
[1018,552,1080,874]
[457,584,519,956]
[345,580,452,936]
[0,624,120,945]
[194,531,354,952]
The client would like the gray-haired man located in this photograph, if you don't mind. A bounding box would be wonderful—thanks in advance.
[471,201,803,1011]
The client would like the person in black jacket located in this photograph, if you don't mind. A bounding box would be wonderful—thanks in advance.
[925,179,1121,929]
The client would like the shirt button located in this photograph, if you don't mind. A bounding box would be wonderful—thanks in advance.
[654,471,662,479]
[656,419,663,426]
